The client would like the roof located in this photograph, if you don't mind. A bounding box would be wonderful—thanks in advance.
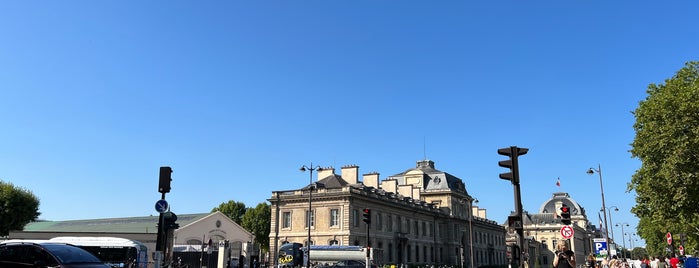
[388,160,467,194]
[303,174,350,189]
[22,213,209,233]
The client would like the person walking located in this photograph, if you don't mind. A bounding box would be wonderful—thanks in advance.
[554,242,576,268]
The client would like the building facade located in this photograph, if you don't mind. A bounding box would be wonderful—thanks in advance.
[268,160,507,267]
[512,192,605,268]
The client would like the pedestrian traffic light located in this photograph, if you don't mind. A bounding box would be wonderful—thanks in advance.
[159,166,173,193]
[560,205,571,225]
[362,208,371,224]
[163,211,179,230]
[498,146,528,184]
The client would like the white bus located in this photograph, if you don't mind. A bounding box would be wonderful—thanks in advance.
[50,236,148,268]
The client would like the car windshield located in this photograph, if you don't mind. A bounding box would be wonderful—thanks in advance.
[42,244,102,264]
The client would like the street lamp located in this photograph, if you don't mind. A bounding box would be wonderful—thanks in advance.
[469,198,479,268]
[300,163,324,268]
[601,206,619,241]
[616,223,630,259]
[587,164,610,259]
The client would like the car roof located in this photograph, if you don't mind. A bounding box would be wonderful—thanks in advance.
[0,240,73,246]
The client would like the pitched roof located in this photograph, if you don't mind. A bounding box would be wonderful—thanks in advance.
[23,213,209,234]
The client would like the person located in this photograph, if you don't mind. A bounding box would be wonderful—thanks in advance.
[587,254,597,268]
[554,241,576,268]
[670,255,680,268]
[650,256,659,268]
[657,256,668,268]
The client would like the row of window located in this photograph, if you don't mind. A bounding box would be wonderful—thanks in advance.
[281,209,434,238]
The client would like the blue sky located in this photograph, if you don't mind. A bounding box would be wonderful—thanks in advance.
[2,1,697,247]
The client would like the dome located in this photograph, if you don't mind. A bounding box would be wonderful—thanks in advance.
[537,192,586,217]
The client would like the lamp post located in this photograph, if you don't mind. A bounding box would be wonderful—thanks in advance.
[626,232,635,254]
[587,164,610,259]
[616,223,629,259]
[300,163,323,268]
[601,206,619,242]
[469,198,479,268]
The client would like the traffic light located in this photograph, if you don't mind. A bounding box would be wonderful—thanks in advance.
[159,166,173,193]
[507,215,521,228]
[560,205,571,225]
[498,146,528,184]
[362,208,371,224]
[163,211,179,230]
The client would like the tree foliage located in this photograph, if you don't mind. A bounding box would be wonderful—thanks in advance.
[0,180,41,236]
[629,61,699,257]
[212,200,248,224]
[241,202,271,252]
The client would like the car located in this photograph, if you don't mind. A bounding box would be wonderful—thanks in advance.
[0,241,110,268]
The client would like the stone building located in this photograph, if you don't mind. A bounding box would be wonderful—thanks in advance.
[511,192,603,268]
[268,160,507,267]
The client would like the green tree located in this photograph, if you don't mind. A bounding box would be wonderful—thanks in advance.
[629,61,699,257]
[0,180,41,236]
[212,200,247,224]
[241,202,271,252]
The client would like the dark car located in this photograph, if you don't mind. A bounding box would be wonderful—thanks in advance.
[0,241,110,268]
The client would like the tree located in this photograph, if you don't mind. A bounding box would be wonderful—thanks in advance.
[212,200,247,225]
[241,202,271,252]
[0,180,40,236]
[629,61,699,257]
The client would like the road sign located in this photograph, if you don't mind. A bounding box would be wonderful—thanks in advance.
[155,199,169,213]
[594,238,608,260]
[680,245,685,255]
[560,225,574,239]
[667,232,673,245]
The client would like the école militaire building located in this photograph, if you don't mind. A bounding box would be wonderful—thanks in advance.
[268,160,507,267]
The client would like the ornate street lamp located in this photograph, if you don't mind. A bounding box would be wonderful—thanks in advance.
[587,164,610,259]
[300,163,324,268]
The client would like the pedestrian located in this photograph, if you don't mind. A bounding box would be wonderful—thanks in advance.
[587,254,597,268]
[554,241,576,268]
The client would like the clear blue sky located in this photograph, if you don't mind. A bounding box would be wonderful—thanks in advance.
[2,1,697,247]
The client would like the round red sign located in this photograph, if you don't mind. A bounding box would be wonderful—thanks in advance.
[667,232,673,245]
[561,225,574,239]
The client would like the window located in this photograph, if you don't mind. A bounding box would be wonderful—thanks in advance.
[330,209,339,227]
[282,212,291,228]
[414,221,418,237]
[305,210,315,228]
[422,222,426,236]
[387,215,393,232]
[397,216,402,232]
[352,209,359,227]
[329,239,339,246]
[376,212,382,231]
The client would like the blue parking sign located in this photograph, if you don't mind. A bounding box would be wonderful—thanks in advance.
[594,238,608,260]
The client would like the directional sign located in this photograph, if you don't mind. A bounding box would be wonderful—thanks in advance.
[155,199,169,213]
[667,232,673,245]
[560,225,574,239]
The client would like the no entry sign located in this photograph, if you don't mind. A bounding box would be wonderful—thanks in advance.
[561,225,574,239]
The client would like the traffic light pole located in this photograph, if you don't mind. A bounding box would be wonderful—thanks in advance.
[498,146,528,268]
[366,223,370,268]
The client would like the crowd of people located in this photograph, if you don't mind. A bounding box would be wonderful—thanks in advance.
[582,254,686,268]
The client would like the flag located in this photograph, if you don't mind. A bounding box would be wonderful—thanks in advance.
[598,212,606,237]
[556,177,561,187]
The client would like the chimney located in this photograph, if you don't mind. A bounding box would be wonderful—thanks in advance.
[317,167,335,180]
[398,185,413,198]
[363,172,380,188]
[341,165,359,184]
[381,179,398,193]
